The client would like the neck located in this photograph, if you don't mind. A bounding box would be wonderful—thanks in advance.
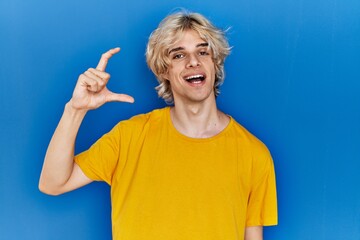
[170,99,229,138]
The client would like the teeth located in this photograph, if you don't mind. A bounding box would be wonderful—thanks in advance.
[186,74,204,80]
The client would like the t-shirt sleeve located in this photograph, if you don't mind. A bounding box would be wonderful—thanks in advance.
[246,148,278,226]
[74,123,121,185]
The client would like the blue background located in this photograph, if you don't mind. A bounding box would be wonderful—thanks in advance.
[1,0,359,239]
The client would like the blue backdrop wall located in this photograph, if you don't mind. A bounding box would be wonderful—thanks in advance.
[1,0,359,239]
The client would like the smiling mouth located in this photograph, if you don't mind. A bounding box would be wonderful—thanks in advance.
[184,74,206,84]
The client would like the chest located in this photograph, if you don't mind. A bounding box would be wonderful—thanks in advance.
[118,130,253,205]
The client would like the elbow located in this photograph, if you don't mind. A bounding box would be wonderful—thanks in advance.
[38,180,63,196]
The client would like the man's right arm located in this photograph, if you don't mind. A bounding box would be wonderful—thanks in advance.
[39,102,90,195]
[39,48,134,195]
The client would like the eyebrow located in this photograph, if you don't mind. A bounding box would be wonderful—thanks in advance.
[168,42,209,55]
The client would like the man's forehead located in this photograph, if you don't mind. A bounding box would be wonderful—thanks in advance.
[166,30,209,53]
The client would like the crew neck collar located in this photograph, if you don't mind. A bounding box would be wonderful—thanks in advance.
[165,107,233,142]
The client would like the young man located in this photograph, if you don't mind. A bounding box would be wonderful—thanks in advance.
[39,11,277,240]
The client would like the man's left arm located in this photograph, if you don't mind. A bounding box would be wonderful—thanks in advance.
[245,226,263,240]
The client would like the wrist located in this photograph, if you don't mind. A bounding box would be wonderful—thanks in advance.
[65,100,88,118]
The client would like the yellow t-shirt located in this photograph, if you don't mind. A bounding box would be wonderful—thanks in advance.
[75,107,277,240]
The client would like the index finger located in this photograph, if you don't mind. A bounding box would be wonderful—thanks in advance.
[96,47,120,72]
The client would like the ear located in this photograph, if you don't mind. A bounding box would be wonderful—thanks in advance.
[161,72,170,81]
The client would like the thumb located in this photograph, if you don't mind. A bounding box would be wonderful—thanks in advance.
[105,91,135,103]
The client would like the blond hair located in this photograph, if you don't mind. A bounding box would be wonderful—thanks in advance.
[146,11,231,104]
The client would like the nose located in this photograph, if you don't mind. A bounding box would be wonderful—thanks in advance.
[186,53,201,68]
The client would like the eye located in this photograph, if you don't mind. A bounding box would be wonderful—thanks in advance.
[199,50,210,56]
[173,53,185,59]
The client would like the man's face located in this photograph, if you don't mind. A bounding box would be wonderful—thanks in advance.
[164,29,216,105]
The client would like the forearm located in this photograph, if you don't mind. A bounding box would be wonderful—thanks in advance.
[39,101,87,194]
[245,226,263,240]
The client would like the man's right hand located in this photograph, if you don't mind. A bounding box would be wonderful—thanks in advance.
[70,47,134,110]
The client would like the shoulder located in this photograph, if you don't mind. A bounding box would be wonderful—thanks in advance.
[114,107,169,135]
[228,117,273,168]
[229,118,275,183]
[230,118,270,153]
[121,107,167,125]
